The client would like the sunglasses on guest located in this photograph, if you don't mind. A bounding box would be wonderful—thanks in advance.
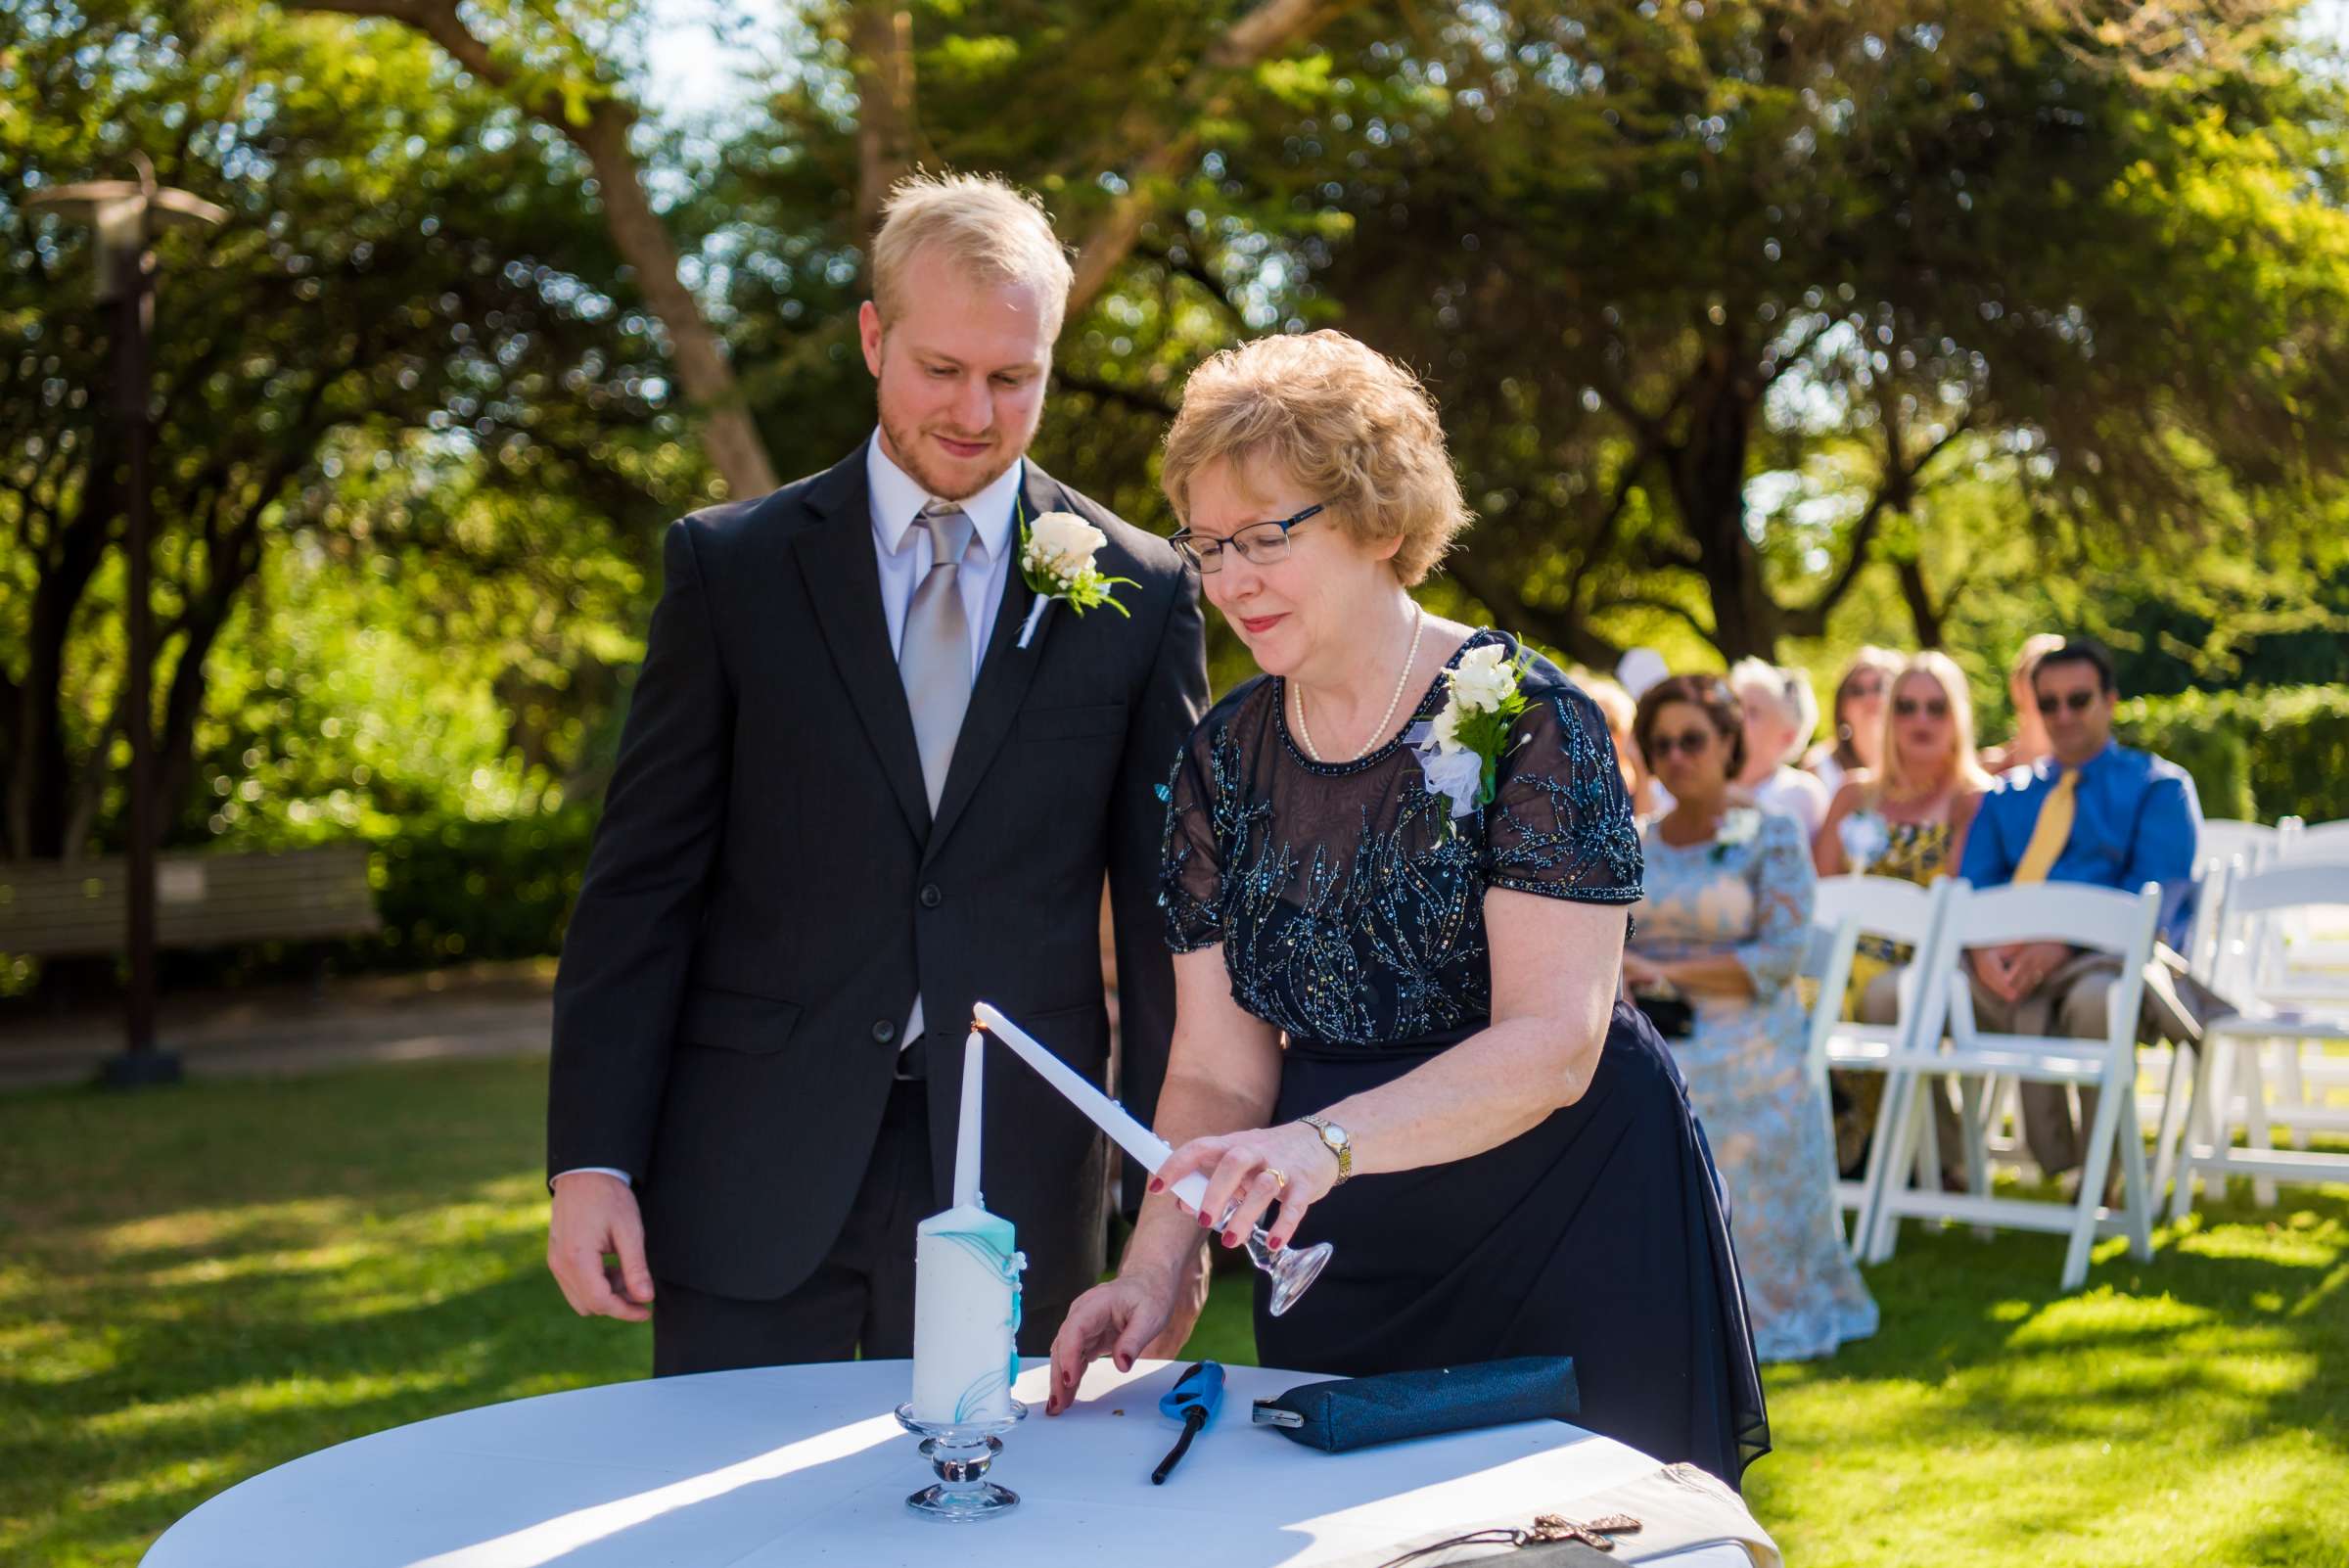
[1893,696,1950,718]
[2035,690,2100,715]
[1646,728,1719,759]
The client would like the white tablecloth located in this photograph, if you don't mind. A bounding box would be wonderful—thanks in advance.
[142,1359,1753,1567]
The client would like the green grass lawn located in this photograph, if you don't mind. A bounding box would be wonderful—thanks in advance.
[3,1055,2343,1567]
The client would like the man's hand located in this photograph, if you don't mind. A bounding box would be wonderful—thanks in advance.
[1972,941,2072,1003]
[2005,941,2073,997]
[1970,945,2023,1002]
[547,1172,655,1321]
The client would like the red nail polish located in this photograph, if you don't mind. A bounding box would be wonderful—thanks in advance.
[1147,1176,1164,1193]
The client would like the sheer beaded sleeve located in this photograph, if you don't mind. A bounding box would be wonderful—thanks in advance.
[1483,683,1644,904]
[1158,723,1226,952]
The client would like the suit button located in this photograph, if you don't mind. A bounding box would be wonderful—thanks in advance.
[871,1019,898,1045]
[919,884,944,908]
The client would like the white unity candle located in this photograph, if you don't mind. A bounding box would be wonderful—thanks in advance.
[911,1029,1025,1425]
[910,1205,1024,1425]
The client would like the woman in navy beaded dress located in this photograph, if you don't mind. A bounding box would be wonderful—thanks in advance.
[1041,332,1769,1487]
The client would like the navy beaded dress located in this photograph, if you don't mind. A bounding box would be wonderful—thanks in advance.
[1160,630,1770,1486]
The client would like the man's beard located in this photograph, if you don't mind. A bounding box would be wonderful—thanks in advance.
[878,404,1026,502]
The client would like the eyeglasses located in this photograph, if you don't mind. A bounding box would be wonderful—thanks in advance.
[1170,504,1324,574]
[2035,690,2100,715]
[1846,678,1886,701]
[1647,728,1717,759]
[1893,697,1950,718]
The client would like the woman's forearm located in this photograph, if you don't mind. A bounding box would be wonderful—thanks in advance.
[1659,952,1757,997]
[1119,1069,1279,1281]
[1313,1012,1604,1180]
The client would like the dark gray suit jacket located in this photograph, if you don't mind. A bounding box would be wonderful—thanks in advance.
[547,443,1208,1310]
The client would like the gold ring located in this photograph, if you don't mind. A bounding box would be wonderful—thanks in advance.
[1266,1167,1288,1189]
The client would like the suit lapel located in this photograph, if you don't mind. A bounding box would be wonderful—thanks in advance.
[922,463,1061,863]
[794,447,933,843]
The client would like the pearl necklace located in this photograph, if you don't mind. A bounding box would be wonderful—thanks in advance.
[1292,604,1427,764]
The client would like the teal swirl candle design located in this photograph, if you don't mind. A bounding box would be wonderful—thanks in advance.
[910,1203,1028,1425]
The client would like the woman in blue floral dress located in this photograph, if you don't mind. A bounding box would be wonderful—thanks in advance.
[1624,676,1877,1362]
[1040,332,1768,1487]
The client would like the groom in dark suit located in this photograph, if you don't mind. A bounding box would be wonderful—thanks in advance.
[544,173,1207,1374]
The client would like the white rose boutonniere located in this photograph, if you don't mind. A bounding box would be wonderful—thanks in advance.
[1710,806,1765,862]
[1404,642,1534,836]
[1016,507,1138,648]
[1838,808,1892,873]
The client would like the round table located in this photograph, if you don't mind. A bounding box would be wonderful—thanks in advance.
[143,1360,1753,1567]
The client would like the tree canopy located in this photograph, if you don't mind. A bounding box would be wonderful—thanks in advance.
[5,0,2346,880]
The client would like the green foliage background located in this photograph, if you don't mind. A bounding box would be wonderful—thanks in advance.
[5,0,2348,990]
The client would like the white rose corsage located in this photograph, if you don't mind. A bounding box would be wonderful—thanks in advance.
[1016,507,1138,648]
[1838,807,1892,872]
[1404,642,1533,837]
[1710,806,1765,862]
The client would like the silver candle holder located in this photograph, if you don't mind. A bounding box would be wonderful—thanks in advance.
[893,1400,1028,1520]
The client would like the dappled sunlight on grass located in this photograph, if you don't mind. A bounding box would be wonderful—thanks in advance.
[2,1054,2344,1568]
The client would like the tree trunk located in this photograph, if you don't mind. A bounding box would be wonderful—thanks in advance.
[1665,357,1776,662]
[851,4,921,248]
[1895,557,1947,649]
[289,0,782,500]
[569,106,778,500]
[7,454,113,860]
[1066,0,1366,320]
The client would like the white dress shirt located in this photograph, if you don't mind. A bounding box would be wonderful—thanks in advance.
[866,435,1023,676]
[552,437,1031,1187]
[865,434,1024,1060]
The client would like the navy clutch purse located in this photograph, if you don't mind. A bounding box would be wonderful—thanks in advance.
[1250,1357,1580,1453]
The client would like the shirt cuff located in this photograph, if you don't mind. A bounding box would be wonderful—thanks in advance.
[551,1166,632,1191]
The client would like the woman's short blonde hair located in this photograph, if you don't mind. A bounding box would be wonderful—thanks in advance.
[871,172,1074,338]
[1159,331,1471,585]
[1879,651,1995,801]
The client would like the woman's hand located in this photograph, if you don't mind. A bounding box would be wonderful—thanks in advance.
[1045,1267,1181,1415]
[1151,1121,1338,1254]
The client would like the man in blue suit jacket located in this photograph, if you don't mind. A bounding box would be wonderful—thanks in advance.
[1958,640,2206,1176]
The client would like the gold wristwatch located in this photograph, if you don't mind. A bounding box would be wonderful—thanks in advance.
[1300,1114,1353,1185]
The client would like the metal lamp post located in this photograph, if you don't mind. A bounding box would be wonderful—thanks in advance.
[27,156,227,1088]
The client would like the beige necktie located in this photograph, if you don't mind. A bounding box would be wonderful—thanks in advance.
[899,503,980,810]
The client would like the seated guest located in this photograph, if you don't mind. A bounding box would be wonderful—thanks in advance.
[1584,674,1669,818]
[1819,650,1992,1177]
[1046,331,1769,1485]
[1957,639,2211,1178]
[1624,675,1877,1362]
[1980,632,2065,775]
[1805,646,1901,799]
[1729,658,1830,842]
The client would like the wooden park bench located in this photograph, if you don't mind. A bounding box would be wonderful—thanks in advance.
[0,845,380,959]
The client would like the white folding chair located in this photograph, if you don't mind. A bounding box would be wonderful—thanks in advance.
[2161,861,2349,1221]
[2277,817,2349,863]
[1810,875,1960,1254]
[2145,856,2236,1189]
[1861,880,2162,1292]
[1799,914,1864,1248]
[2199,820,2280,872]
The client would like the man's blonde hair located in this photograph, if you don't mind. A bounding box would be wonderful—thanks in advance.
[1159,331,1471,586]
[871,172,1074,338]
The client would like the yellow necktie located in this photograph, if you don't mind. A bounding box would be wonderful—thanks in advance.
[2011,767,2079,884]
